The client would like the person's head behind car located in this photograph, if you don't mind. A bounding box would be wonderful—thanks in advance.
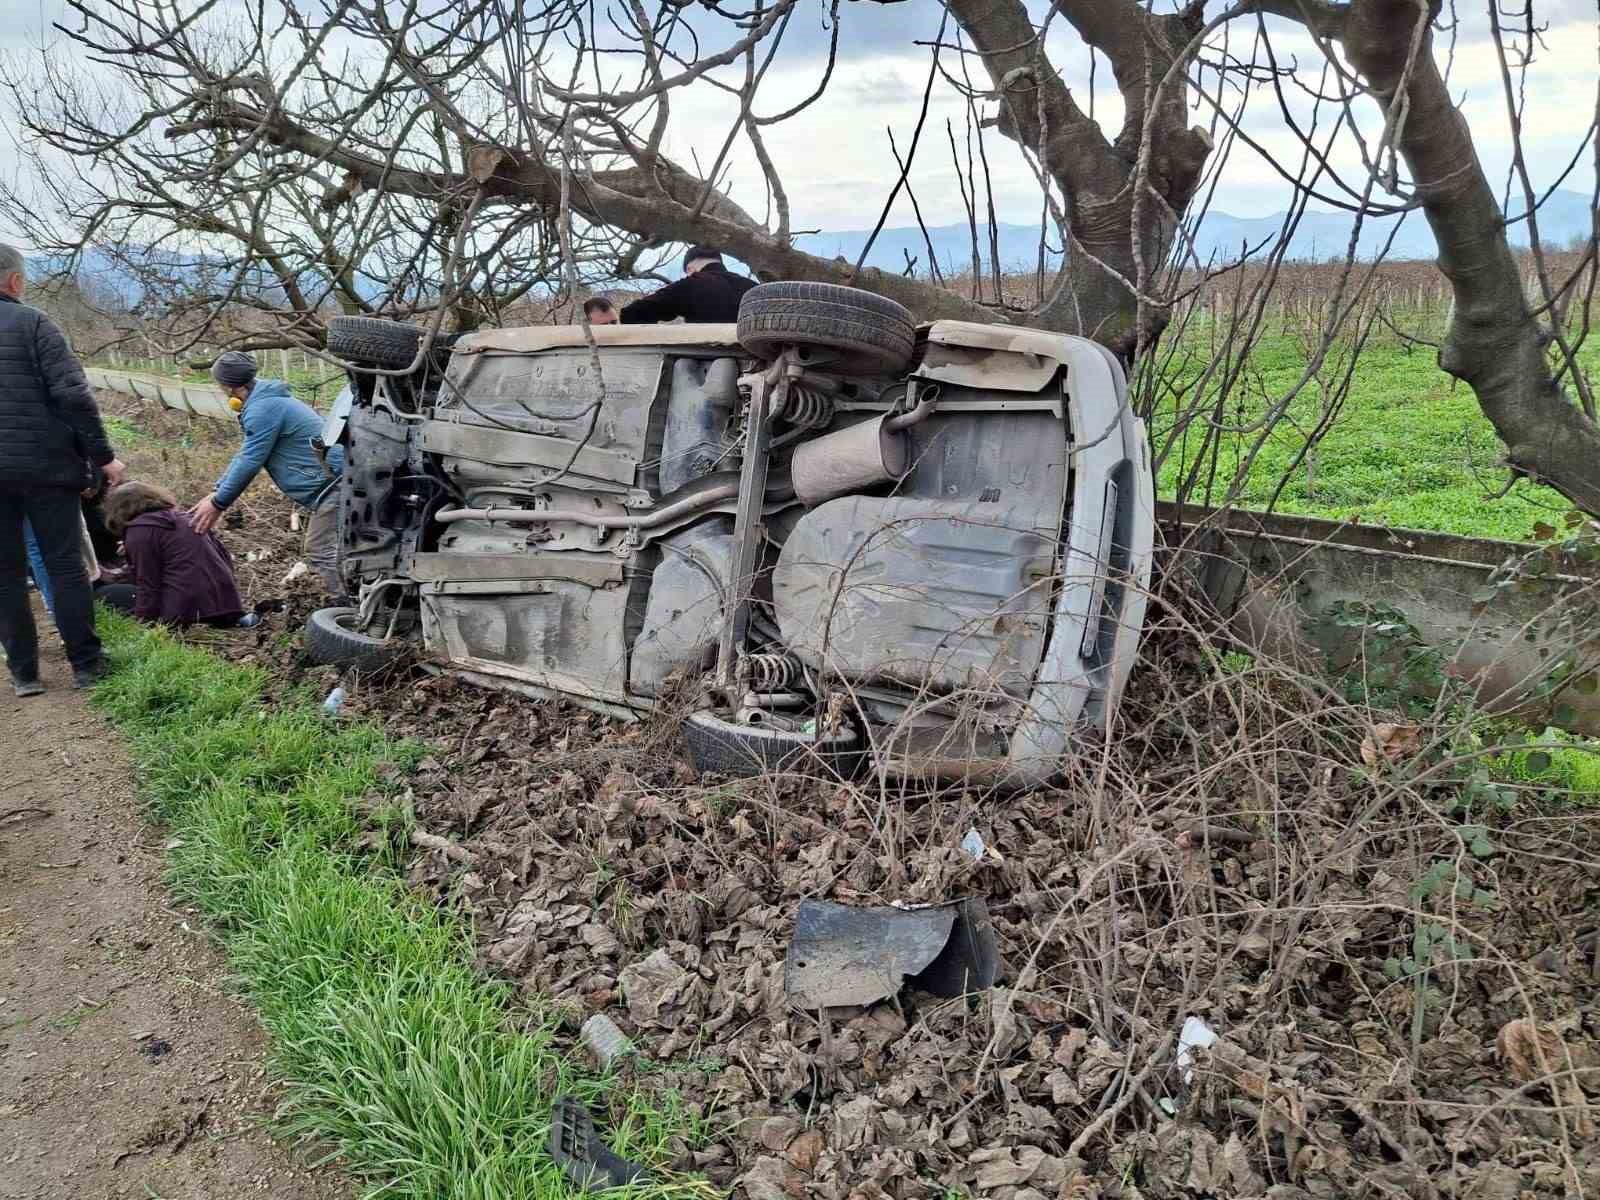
[582,297,618,325]
[682,245,725,276]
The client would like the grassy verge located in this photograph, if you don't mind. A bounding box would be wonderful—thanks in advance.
[93,612,705,1199]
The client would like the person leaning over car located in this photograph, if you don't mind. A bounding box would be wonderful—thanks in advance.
[582,297,619,325]
[0,242,127,696]
[189,351,347,596]
[620,246,757,325]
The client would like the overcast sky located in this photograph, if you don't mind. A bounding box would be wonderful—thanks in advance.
[2,0,1595,249]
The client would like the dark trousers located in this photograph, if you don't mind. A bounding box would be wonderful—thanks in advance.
[96,582,136,614]
[0,486,103,680]
[94,584,244,629]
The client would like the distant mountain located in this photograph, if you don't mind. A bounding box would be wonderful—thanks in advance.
[795,189,1596,276]
[50,189,1594,305]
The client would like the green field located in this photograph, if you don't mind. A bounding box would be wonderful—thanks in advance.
[1150,328,1595,542]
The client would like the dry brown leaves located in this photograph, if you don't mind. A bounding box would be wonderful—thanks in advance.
[116,399,1600,1200]
[1359,721,1423,766]
[1496,1018,1595,1138]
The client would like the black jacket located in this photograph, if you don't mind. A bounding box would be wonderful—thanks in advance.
[621,262,757,325]
[0,293,114,489]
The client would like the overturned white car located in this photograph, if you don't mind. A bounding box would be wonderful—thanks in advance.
[309,283,1154,785]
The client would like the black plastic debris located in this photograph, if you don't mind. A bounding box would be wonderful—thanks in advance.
[138,1037,172,1061]
[784,897,1000,1009]
[548,1095,652,1191]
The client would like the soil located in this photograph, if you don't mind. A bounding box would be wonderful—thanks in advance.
[95,387,1600,1200]
[0,638,347,1200]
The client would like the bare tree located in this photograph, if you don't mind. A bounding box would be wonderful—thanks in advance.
[1,0,1596,512]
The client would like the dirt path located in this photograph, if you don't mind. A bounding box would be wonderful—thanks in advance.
[0,644,347,1200]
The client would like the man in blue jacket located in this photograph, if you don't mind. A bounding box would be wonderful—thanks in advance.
[189,351,346,595]
[1,243,126,696]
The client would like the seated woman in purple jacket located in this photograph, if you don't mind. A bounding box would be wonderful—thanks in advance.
[100,482,258,628]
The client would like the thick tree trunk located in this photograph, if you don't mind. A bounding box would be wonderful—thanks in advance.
[1341,0,1600,514]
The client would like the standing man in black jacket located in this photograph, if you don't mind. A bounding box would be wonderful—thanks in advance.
[621,246,757,324]
[0,244,126,695]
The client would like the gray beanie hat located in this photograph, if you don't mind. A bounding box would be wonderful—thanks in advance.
[211,350,258,389]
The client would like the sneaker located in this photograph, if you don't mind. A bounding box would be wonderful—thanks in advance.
[12,678,44,698]
[72,659,111,689]
[236,612,262,629]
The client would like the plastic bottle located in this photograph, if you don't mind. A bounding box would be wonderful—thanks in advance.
[321,686,346,717]
[580,1014,636,1069]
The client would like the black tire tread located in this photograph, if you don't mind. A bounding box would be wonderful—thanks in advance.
[304,606,408,673]
[737,282,915,374]
[684,710,865,780]
[327,317,422,370]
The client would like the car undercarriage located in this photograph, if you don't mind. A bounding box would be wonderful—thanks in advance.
[309,283,1154,786]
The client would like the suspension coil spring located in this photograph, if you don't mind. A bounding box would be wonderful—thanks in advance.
[739,652,803,691]
[775,383,834,430]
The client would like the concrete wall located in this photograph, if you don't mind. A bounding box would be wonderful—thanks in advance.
[1160,502,1600,733]
[85,367,235,422]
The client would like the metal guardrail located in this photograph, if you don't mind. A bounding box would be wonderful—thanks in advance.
[85,367,235,422]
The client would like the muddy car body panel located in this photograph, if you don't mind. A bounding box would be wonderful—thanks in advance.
[325,293,1153,785]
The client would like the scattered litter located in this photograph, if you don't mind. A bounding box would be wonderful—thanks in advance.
[289,510,303,532]
[580,1014,636,1069]
[960,828,986,860]
[1176,1015,1219,1084]
[321,686,347,717]
[279,561,310,586]
[785,897,999,1009]
[547,1095,651,1190]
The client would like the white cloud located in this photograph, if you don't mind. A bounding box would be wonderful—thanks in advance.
[2,0,1593,251]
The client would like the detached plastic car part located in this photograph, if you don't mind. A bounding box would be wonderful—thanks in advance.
[547,1096,652,1191]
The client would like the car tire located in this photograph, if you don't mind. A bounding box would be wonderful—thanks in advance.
[737,282,916,375]
[327,317,422,370]
[683,710,866,780]
[304,606,408,673]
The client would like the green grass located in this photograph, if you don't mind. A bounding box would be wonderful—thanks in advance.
[93,613,709,1199]
[101,413,150,448]
[1152,325,1598,541]
[1486,726,1600,802]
